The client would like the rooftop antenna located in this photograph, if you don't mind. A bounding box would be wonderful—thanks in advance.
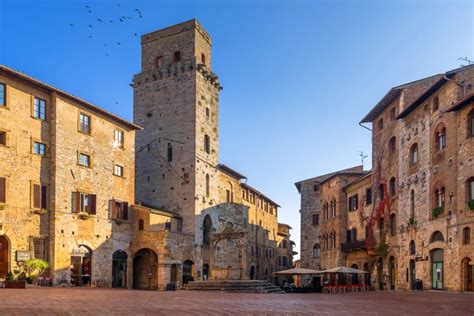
[358,151,368,169]
[458,57,473,66]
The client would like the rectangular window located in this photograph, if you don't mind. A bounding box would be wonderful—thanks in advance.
[32,184,47,209]
[78,153,91,167]
[114,164,124,177]
[109,199,129,220]
[33,141,46,156]
[0,177,6,203]
[72,192,96,214]
[165,221,171,231]
[114,129,124,148]
[0,83,5,106]
[174,51,181,62]
[79,113,91,134]
[349,195,358,211]
[0,131,6,146]
[313,183,320,192]
[312,214,319,225]
[33,97,46,120]
[366,188,372,205]
[32,237,47,260]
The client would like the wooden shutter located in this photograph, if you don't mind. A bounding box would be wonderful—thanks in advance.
[122,202,128,220]
[33,184,41,209]
[71,192,80,213]
[41,186,47,209]
[89,194,96,215]
[109,200,116,219]
[0,177,5,203]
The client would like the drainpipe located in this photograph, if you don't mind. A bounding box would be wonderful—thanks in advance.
[443,75,468,99]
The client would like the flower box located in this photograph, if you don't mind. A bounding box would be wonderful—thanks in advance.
[6,280,26,289]
[432,206,444,218]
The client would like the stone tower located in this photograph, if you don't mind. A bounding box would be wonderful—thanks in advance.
[134,20,222,234]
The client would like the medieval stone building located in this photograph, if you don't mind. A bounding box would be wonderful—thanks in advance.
[0,19,294,290]
[298,64,474,292]
[132,20,294,289]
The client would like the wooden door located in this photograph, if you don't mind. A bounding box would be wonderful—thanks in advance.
[0,236,9,278]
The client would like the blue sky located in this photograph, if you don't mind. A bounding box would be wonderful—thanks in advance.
[1,0,473,258]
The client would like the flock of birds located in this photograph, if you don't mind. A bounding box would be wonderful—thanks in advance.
[69,4,143,57]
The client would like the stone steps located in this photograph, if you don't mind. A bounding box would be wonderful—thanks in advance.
[184,280,284,294]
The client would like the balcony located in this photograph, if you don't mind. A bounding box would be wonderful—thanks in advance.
[341,240,366,252]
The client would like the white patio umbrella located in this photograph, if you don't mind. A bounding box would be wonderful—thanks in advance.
[273,267,321,276]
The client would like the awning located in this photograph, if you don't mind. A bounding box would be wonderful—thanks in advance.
[320,266,368,274]
[273,268,321,275]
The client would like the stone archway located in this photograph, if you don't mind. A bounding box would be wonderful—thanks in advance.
[249,265,255,280]
[71,244,92,286]
[133,248,158,290]
[182,260,194,284]
[0,235,9,278]
[112,250,128,288]
[461,257,473,292]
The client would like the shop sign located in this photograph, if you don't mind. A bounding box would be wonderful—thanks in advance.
[16,250,30,262]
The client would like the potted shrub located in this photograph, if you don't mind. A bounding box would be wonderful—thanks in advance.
[5,271,26,289]
[24,259,50,285]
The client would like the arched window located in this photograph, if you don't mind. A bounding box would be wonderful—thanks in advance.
[467,177,474,203]
[430,231,444,243]
[332,231,337,248]
[331,199,336,217]
[323,234,327,250]
[138,219,144,231]
[410,189,415,219]
[434,125,446,151]
[462,227,470,245]
[313,244,321,258]
[378,183,385,200]
[409,240,416,255]
[378,118,384,131]
[205,174,210,197]
[390,213,396,236]
[468,109,474,138]
[389,177,396,196]
[410,143,418,164]
[434,186,445,208]
[167,143,173,162]
[389,136,396,153]
[204,134,210,154]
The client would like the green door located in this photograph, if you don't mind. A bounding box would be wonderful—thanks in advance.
[431,262,443,289]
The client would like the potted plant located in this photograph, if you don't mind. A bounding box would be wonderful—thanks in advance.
[5,271,27,289]
[23,259,50,285]
[432,206,444,218]
[408,217,416,226]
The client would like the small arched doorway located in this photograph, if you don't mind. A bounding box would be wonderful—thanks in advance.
[351,264,359,284]
[430,248,444,290]
[203,264,209,280]
[0,235,9,278]
[250,265,255,280]
[71,244,92,286]
[182,260,194,284]
[112,250,128,288]
[461,257,473,292]
[377,257,383,290]
[388,256,396,290]
[133,248,158,290]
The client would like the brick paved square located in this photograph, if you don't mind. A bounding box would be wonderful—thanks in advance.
[0,288,473,315]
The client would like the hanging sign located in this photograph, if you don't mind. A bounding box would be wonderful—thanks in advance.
[16,250,30,262]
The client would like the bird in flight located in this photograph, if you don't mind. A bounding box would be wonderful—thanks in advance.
[97,19,102,22]
[88,24,92,28]
[69,23,74,27]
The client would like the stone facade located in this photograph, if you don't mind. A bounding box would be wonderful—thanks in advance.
[132,20,294,289]
[0,65,139,288]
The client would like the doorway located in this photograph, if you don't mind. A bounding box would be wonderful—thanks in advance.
[377,258,383,290]
[0,235,9,278]
[351,264,359,284]
[461,257,473,292]
[250,266,255,280]
[203,264,209,280]
[71,245,92,286]
[133,248,158,289]
[409,259,416,290]
[431,249,444,290]
[389,256,396,290]
[182,260,194,284]
[112,250,128,288]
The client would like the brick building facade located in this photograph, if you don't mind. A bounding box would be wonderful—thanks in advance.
[298,64,474,292]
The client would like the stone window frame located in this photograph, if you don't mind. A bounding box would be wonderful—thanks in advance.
[409,240,416,255]
[390,107,396,121]
[432,181,446,208]
[467,109,474,138]
[173,50,181,62]
[114,128,125,149]
[312,244,321,258]
[32,96,47,121]
[389,213,396,236]
[433,122,447,153]
[113,163,125,178]
[389,177,397,196]
[204,134,211,154]
[0,83,7,108]
[365,187,372,205]
[0,127,10,147]
[77,151,92,168]
[312,213,319,226]
[348,194,358,211]
[30,180,48,210]
[467,177,474,203]
[389,136,396,153]
[377,118,384,131]
[0,175,7,204]
[31,138,48,157]
[78,111,92,135]
[462,227,470,245]
[410,143,419,165]
[167,143,173,162]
